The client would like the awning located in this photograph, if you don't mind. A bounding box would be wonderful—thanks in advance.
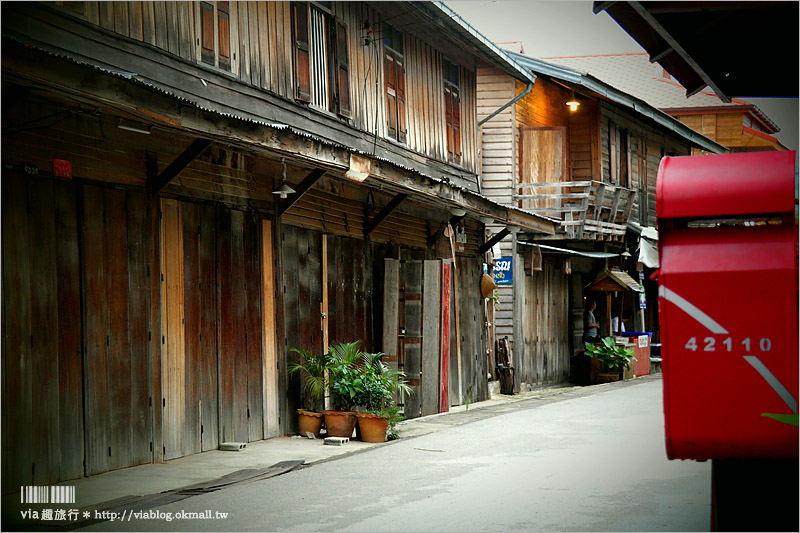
[517,241,620,259]
[585,270,644,293]
[638,226,659,269]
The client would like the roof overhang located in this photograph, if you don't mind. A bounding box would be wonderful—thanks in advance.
[2,36,555,237]
[594,1,799,102]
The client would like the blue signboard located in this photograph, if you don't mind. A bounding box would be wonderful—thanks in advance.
[493,256,513,285]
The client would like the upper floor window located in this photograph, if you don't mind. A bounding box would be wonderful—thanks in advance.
[292,2,351,117]
[199,1,231,71]
[383,23,406,143]
[608,122,630,187]
[443,60,461,164]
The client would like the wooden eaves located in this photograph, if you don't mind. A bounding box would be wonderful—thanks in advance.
[1,38,555,238]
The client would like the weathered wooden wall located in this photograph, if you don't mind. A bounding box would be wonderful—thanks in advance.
[1,174,154,487]
[599,103,690,226]
[477,66,515,344]
[161,198,270,457]
[57,0,479,174]
[518,259,570,388]
[383,256,487,419]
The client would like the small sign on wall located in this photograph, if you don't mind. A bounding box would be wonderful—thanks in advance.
[52,158,72,179]
[493,256,513,285]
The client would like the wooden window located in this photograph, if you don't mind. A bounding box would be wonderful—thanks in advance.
[293,2,311,102]
[292,2,350,117]
[519,127,566,211]
[199,1,231,72]
[608,122,630,187]
[444,60,461,164]
[383,23,406,143]
[335,21,351,118]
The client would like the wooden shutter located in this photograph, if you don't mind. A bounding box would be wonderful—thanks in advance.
[385,52,397,138]
[293,3,311,102]
[609,122,617,185]
[200,2,215,65]
[396,54,406,143]
[446,86,461,161]
[217,1,231,71]
[445,87,454,160]
[336,21,351,118]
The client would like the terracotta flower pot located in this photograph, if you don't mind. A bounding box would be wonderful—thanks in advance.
[322,410,357,438]
[297,409,323,437]
[356,413,389,442]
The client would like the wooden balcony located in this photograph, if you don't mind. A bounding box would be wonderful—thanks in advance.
[514,181,635,241]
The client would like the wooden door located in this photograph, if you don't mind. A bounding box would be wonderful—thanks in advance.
[382,259,450,418]
[2,174,84,486]
[81,186,152,474]
[161,200,274,457]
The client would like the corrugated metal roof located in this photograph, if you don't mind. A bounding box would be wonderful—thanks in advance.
[505,51,727,154]
[12,36,554,233]
[542,54,779,133]
[430,1,537,85]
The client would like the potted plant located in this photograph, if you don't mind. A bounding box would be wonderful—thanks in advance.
[585,336,636,384]
[354,352,412,442]
[287,348,328,437]
[324,341,365,438]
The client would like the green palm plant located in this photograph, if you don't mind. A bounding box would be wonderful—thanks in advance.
[287,348,329,412]
[327,341,368,411]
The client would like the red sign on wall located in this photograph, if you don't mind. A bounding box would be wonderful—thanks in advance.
[52,158,72,179]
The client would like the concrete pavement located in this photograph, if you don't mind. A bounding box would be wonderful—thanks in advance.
[3,374,662,530]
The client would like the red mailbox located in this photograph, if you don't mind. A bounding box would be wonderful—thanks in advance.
[657,151,798,460]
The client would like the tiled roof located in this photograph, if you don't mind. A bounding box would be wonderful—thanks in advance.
[542,53,779,133]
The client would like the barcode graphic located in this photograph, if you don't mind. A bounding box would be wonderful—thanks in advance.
[20,486,75,504]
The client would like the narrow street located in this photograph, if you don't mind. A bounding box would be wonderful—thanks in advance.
[85,378,711,532]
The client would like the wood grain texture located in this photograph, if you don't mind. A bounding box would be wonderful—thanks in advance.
[160,198,186,461]
[421,260,441,416]
[2,174,34,487]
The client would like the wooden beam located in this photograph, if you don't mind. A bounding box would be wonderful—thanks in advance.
[364,193,408,236]
[449,214,466,227]
[477,228,510,255]
[276,168,326,217]
[147,138,212,194]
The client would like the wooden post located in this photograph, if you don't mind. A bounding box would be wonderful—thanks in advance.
[321,234,329,410]
[445,224,463,403]
[261,219,279,438]
[606,292,612,337]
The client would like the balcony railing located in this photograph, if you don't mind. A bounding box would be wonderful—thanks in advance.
[514,181,635,241]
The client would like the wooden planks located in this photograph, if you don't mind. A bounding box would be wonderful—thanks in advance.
[182,203,203,456]
[198,205,219,451]
[421,260,441,416]
[261,220,279,439]
[2,174,35,488]
[520,261,571,389]
[382,259,400,374]
[244,212,264,442]
[280,225,322,429]
[402,261,423,418]
[160,198,186,460]
[53,180,84,481]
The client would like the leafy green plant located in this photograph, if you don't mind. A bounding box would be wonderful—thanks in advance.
[355,352,413,413]
[464,384,474,410]
[382,405,405,440]
[327,341,370,411]
[585,336,636,372]
[287,348,329,412]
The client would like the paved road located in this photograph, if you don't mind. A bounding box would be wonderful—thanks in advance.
[85,379,711,532]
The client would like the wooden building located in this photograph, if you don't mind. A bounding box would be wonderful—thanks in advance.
[1,1,556,489]
[477,52,724,392]
[544,53,789,154]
